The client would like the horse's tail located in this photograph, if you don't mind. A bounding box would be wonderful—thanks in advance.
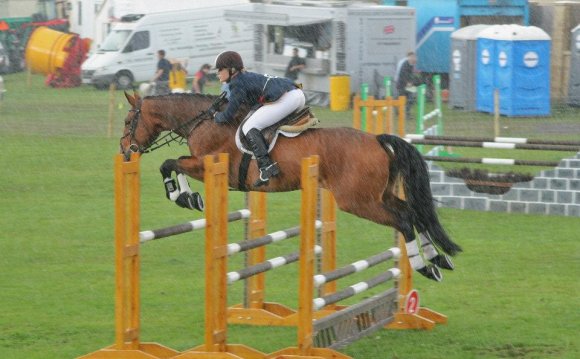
[377,134,462,256]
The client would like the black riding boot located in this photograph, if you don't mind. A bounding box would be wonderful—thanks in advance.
[245,128,280,187]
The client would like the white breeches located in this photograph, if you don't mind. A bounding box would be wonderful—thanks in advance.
[242,89,306,135]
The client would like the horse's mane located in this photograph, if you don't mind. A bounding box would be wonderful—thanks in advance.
[141,92,245,127]
[143,93,219,101]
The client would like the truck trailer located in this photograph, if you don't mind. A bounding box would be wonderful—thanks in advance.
[225,1,415,104]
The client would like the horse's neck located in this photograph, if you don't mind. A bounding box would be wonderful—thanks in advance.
[194,120,238,156]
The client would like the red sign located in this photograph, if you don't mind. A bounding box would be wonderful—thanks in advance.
[384,25,395,34]
[404,290,420,314]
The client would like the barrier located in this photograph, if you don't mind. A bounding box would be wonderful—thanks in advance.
[81,151,447,359]
[79,153,266,359]
[352,95,406,135]
[404,135,580,217]
[403,134,580,167]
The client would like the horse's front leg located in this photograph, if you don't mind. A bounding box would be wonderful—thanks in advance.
[160,158,204,211]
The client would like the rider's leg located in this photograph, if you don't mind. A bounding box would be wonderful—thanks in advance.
[242,89,305,186]
[245,128,280,186]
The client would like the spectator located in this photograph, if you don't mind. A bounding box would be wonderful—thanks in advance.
[169,60,188,93]
[284,48,306,83]
[192,63,211,94]
[395,51,418,118]
[151,50,171,95]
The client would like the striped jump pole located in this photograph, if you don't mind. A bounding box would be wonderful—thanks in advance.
[422,155,559,167]
[405,138,580,152]
[313,269,401,311]
[313,248,401,288]
[226,221,322,255]
[406,134,580,147]
[227,245,323,284]
[139,210,250,243]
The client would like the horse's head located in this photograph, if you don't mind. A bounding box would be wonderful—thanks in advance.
[120,91,157,160]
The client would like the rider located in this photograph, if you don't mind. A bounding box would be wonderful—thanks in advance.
[211,51,306,187]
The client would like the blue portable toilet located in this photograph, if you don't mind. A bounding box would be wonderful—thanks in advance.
[476,24,551,116]
[449,24,492,111]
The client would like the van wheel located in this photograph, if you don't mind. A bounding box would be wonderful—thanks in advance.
[114,71,133,89]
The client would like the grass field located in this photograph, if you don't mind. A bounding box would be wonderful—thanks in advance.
[1,72,579,359]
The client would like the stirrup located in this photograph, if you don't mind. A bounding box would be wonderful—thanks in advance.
[253,163,280,187]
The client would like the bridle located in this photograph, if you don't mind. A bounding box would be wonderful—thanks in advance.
[120,92,228,158]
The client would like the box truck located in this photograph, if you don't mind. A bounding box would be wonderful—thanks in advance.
[81,6,254,89]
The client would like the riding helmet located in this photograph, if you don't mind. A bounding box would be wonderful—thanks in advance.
[214,51,244,70]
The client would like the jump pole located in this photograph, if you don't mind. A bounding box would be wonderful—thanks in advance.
[78,153,180,359]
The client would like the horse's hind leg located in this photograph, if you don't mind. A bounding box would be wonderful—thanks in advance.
[381,194,443,282]
[160,159,204,211]
[332,190,442,282]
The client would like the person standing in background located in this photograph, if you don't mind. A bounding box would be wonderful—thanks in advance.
[152,49,171,95]
[169,61,188,93]
[395,51,418,118]
[284,48,306,83]
[192,63,211,94]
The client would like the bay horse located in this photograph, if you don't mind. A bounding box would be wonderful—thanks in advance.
[120,92,462,281]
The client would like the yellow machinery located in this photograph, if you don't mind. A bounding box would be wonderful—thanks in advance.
[25,26,90,87]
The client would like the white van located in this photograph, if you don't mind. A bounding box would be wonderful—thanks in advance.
[81,5,254,89]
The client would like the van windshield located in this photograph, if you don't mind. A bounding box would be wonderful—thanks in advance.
[100,30,131,52]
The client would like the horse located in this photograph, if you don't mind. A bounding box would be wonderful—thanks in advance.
[119,91,462,281]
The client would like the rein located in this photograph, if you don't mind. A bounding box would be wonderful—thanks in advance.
[142,111,208,153]
[124,93,226,154]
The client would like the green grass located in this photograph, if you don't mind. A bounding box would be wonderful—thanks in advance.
[0,72,579,359]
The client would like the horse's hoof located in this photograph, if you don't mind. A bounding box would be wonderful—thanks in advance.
[175,192,204,211]
[430,254,454,270]
[417,265,442,282]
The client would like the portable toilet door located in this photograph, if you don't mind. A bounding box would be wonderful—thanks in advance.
[495,25,551,116]
[449,24,491,111]
[475,26,499,113]
[569,25,580,107]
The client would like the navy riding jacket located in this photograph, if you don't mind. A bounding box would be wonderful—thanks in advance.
[214,71,296,124]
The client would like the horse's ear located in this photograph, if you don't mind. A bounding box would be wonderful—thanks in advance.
[124,91,135,107]
[133,90,141,102]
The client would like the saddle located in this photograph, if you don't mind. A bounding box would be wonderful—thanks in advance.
[237,106,319,153]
